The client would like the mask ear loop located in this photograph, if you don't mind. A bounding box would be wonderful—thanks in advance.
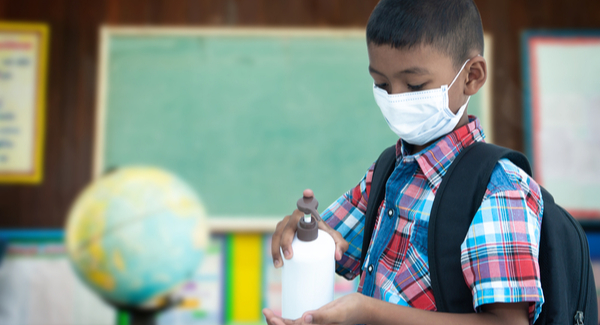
[448,59,472,90]
[448,54,482,89]
[447,54,481,113]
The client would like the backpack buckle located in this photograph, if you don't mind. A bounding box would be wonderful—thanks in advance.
[575,311,584,325]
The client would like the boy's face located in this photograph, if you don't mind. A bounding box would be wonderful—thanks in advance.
[367,43,472,119]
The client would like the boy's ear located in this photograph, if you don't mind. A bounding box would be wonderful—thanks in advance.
[464,55,487,96]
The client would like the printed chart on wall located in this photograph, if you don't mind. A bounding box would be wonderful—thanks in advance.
[0,232,115,325]
[522,31,600,219]
[0,22,48,184]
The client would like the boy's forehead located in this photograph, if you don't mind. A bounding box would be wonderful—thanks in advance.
[367,43,454,75]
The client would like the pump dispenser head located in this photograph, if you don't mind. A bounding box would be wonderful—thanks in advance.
[296,189,321,242]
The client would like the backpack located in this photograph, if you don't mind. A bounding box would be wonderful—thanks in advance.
[359,142,597,325]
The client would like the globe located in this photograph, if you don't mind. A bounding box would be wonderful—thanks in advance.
[65,167,208,308]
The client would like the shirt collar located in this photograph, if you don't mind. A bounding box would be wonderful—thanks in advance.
[395,116,486,192]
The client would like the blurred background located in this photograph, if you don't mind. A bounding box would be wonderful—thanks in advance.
[0,0,599,227]
[0,0,599,324]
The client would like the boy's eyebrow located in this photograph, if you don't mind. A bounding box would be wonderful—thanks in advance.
[369,66,386,76]
[398,66,431,75]
[368,65,430,76]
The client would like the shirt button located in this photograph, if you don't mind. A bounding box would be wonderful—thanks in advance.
[387,209,394,218]
[368,265,373,273]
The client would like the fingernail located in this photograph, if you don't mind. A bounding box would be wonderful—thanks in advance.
[284,250,291,259]
[274,259,281,268]
[304,315,313,324]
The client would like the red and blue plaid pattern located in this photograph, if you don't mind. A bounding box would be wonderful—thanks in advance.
[321,117,544,323]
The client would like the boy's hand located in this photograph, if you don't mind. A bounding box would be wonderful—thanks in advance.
[262,293,370,325]
[271,189,349,268]
[264,295,530,325]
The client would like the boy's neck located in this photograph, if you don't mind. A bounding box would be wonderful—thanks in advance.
[409,140,438,155]
[410,143,429,155]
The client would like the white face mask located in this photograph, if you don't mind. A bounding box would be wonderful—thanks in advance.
[373,59,472,146]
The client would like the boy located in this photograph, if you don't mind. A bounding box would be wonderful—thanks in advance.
[264,0,544,324]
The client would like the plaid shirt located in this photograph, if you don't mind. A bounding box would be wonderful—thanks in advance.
[321,118,544,323]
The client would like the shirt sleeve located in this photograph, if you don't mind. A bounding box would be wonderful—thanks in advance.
[321,162,375,280]
[460,159,544,324]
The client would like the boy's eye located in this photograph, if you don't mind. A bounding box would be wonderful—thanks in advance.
[375,83,388,89]
[407,83,426,91]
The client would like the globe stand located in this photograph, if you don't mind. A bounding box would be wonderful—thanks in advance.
[117,308,157,325]
[107,296,181,325]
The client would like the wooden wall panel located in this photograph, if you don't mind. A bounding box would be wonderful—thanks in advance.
[0,0,76,228]
[0,0,598,228]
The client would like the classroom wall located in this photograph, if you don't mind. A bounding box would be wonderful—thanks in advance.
[0,0,599,228]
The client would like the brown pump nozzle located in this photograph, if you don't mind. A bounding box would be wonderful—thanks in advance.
[296,189,321,241]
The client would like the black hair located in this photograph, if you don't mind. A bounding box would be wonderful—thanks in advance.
[366,0,484,69]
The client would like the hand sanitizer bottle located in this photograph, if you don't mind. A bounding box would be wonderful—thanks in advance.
[281,190,336,320]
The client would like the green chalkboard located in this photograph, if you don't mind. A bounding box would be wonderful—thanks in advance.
[97,29,395,218]
[96,29,490,220]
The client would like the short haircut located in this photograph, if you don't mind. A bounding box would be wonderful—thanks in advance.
[366,0,484,69]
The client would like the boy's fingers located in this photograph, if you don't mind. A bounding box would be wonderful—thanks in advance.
[276,210,348,263]
[280,210,303,260]
[273,317,288,325]
[271,216,290,268]
[263,308,274,325]
[319,222,349,260]
[262,308,288,325]
[335,237,349,261]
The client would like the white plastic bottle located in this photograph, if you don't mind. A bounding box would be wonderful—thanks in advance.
[281,191,336,320]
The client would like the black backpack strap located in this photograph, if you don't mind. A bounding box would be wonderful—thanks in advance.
[359,145,396,272]
[428,142,532,312]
